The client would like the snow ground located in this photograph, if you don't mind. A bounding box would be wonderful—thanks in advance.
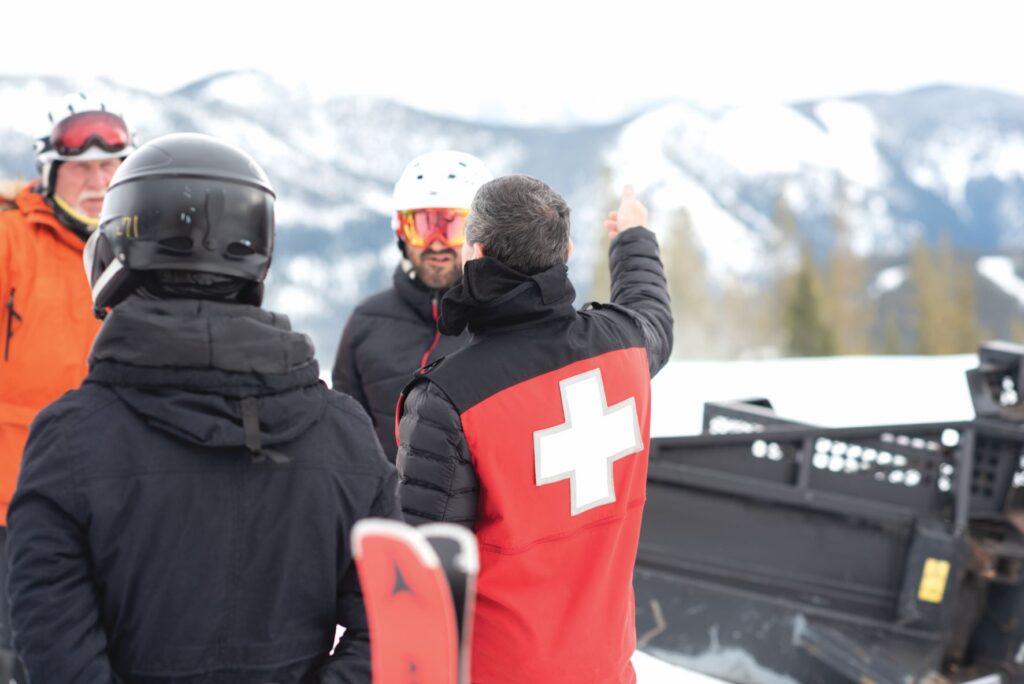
[633,649,728,683]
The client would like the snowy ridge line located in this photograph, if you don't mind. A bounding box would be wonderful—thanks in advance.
[4,74,1024,366]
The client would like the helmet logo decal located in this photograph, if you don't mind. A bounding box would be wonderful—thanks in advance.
[116,216,140,239]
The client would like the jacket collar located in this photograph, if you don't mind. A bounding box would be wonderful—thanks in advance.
[392,263,448,324]
[438,257,576,336]
[16,181,87,252]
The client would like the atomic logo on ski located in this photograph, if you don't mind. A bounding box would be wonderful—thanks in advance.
[391,561,413,596]
[534,368,643,516]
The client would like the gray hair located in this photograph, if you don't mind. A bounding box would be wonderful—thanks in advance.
[465,175,570,274]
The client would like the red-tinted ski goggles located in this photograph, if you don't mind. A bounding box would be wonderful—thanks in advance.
[395,207,470,248]
[50,110,132,156]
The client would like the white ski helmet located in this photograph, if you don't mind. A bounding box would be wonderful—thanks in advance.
[391,150,492,235]
[34,92,137,195]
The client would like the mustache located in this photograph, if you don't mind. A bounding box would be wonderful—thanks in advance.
[77,190,106,203]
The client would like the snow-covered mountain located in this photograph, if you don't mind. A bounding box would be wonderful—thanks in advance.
[3,72,1023,364]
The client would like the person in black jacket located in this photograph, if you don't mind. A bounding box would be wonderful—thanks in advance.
[6,133,399,684]
[332,151,493,461]
[395,176,672,683]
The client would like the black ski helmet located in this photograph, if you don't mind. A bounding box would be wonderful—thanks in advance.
[84,133,276,317]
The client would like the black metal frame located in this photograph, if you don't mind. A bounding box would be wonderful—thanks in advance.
[636,343,1024,684]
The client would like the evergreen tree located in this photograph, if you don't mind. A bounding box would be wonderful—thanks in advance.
[880,306,905,355]
[662,208,712,358]
[949,243,983,352]
[764,190,802,355]
[909,233,948,354]
[826,177,870,354]
[784,243,836,356]
[909,232,982,353]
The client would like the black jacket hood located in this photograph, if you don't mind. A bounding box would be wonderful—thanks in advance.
[438,257,576,336]
[87,296,324,449]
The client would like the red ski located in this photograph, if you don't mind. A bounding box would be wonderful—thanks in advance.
[352,519,478,684]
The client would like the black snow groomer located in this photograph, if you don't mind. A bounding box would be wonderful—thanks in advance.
[636,341,1024,684]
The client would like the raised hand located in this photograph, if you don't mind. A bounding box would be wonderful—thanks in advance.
[605,185,648,240]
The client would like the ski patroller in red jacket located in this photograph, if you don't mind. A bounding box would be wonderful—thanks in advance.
[397,228,672,684]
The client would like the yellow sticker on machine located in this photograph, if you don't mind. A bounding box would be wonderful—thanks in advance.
[918,558,951,604]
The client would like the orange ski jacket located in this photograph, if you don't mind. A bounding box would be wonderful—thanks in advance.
[0,182,101,524]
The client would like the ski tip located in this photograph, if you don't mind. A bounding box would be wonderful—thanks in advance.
[419,523,480,575]
[352,518,443,567]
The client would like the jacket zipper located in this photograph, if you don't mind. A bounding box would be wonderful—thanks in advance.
[5,288,21,362]
[419,295,442,373]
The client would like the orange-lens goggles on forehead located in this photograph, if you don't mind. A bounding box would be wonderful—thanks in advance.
[396,208,469,248]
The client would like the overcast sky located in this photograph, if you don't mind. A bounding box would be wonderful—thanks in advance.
[4,0,1022,125]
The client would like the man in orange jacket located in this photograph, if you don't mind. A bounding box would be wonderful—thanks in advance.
[0,93,135,677]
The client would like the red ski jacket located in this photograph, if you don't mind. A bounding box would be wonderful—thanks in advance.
[397,228,672,684]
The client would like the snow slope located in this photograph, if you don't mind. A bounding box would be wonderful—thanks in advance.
[978,255,1024,307]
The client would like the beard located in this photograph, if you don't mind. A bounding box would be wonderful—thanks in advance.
[411,248,462,290]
